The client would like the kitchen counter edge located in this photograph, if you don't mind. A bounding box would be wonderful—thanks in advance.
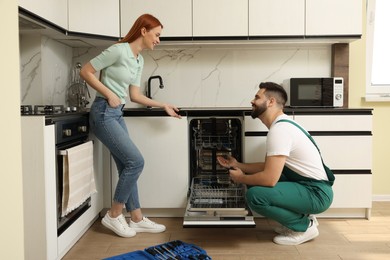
[122,107,373,117]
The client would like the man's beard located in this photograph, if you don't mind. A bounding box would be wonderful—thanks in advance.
[251,102,267,119]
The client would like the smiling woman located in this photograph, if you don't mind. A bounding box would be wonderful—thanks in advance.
[79,13,182,238]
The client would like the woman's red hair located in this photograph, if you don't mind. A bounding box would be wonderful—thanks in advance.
[119,14,163,43]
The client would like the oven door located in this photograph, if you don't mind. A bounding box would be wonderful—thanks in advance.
[56,140,92,236]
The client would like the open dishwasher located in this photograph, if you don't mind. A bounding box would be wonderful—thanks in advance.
[183,117,255,227]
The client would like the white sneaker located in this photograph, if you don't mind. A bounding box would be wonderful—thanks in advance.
[274,225,293,235]
[101,212,136,238]
[273,220,319,245]
[309,215,319,227]
[130,217,166,233]
[275,215,319,234]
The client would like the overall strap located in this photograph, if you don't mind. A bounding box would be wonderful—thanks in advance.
[276,119,335,184]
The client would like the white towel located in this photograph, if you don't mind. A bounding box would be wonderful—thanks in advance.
[61,141,97,217]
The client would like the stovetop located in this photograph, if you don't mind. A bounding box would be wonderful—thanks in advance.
[21,105,88,116]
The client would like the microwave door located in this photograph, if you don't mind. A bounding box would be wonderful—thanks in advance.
[291,82,322,107]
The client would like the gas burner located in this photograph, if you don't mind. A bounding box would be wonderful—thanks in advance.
[34,105,65,115]
[21,105,33,115]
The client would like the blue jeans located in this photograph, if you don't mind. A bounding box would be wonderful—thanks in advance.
[89,97,144,212]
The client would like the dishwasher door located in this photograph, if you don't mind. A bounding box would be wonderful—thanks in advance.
[184,117,255,227]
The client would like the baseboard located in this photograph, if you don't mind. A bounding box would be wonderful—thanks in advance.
[372,195,390,201]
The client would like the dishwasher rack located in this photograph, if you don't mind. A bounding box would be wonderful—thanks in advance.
[188,175,247,211]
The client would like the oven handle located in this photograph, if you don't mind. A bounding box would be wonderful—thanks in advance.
[58,150,67,156]
[57,140,93,156]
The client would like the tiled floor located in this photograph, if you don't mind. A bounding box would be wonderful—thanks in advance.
[63,202,390,259]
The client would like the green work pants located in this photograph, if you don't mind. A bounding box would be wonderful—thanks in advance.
[246,167,333,232]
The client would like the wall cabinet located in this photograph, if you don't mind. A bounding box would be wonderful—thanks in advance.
[120,0,192,38]
[68,0,120,37]
[243,110,372,218]
[306,0,363,36]
[19,0,68,29]
[111,116,189,208]
[193,0,248,37]
[249,0,305,37]
[249,0,362,38]
[19,0,362,43]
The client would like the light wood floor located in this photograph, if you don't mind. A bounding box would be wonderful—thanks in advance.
[63,202,390,260]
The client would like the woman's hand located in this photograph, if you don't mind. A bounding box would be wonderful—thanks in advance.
[107,94,122,108]
[163,104,182,119]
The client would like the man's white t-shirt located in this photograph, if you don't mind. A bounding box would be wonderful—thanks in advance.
[266,114,328,181]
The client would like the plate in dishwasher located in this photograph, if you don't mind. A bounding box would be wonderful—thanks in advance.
[183,175,256,227]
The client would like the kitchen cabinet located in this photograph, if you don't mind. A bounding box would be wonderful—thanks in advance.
[21,117,104,260]
[249,0,362,38]
[120,0,192,38]
[249,0,305,37]
[243,110,373,218]
[19,0,67,29]
[111,116,189,209]
[68,0,120,37]
[193,0,248,37]
[293,114,372,218]
[306,0,362,36]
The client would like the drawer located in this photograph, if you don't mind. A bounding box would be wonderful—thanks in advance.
[244,136,266,163]
[330,174,372,208]
[293,115,372,132]
[314,135,372,169]
[244,116,268,132]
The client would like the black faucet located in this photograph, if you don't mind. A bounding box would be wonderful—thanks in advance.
[147,75,164,99]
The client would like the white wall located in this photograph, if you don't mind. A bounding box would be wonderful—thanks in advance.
[0,0,24,259]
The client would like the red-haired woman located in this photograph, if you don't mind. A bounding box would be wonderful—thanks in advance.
[80,14,181,238]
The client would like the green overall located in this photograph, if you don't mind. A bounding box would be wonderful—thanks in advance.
[246,119,335,232]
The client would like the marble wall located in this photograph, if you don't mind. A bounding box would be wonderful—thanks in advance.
[21,35,332,108]
[20,35,73,106]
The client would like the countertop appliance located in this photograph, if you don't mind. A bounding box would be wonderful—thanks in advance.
[183,117,255,227]
[283,77,344,107]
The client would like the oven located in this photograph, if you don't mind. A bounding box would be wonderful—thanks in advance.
[183,117,255,227]
[54,114,91,236]
[21,104,101,259]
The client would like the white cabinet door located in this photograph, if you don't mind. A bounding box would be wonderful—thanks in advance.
[313,136,372,170]
[249,0,304,36]
[193,0,248,37]
[68,0,120,37]
[329,175,372,209]
[292,115,372,132]
[306,0,363,36]
[244,136,267,163]
[111,117,189,208]
[293,114,372,169]
[19,0,67,29]
[120,0,192,38]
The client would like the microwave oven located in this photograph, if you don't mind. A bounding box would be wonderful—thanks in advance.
[283,77,344,107]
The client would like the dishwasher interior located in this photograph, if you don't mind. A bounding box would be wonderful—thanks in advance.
[183,117,255,227]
